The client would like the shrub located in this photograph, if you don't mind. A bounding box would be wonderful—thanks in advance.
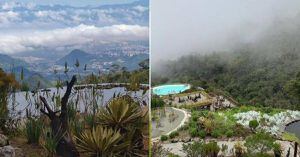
[234,124,250,137]
[198,130,206,138]
[211,129,222,138]
[203,141,220,157]
[169,131,179,139]
[249,120,259,131]
[41,129,62,157]
[189,128,198,137]
[161,135,168,141]
[225,130,234,137]
[182,141,205,157]
[244,131,275,156]
[189,121,197,128]
[273,143,282,157]
[25,118,43,144]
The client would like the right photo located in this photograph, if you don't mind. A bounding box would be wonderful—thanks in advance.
[151,0,300,157]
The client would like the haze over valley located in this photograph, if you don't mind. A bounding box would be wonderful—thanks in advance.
[0,0,149,87]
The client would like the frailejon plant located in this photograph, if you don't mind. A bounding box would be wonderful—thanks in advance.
[75,125,128,157]
[97,95,143,131]
[97,95,149,156]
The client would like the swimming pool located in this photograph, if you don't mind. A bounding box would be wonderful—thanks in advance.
[152,84,190,96]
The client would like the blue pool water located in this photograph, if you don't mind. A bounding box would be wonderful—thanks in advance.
[153,84,190,96]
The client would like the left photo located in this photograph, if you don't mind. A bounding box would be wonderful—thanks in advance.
[0,0,149,156]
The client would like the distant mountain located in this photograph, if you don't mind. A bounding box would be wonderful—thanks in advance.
[0,54,29,71]
[57,49,148,72]
[57,49,93,65]
[24,73,53,90]
[121,53,149,70]
[11,66,33,80]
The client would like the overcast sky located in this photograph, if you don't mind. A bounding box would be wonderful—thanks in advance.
[0,0,136,7]
[151,0,300,63]
[0,0,148,55]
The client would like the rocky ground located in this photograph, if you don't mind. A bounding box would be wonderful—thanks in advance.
[162,140,299,157]
[0,134,24,157]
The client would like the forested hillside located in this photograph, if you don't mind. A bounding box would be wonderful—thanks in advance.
[152,16,300,110]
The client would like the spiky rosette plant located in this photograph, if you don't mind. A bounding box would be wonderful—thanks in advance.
[96,95,149,156]
[97,95,143,131]
[75,126,128,157]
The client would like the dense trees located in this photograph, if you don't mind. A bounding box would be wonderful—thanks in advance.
[83,59,149,85]
[152,50,300,110]
[151,95,165,109]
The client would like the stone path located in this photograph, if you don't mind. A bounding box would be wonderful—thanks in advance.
[152,107,190,141]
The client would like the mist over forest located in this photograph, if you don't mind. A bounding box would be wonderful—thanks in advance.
[152,1,300,110]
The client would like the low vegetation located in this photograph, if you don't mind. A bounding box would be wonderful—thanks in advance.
[0,58,149,156]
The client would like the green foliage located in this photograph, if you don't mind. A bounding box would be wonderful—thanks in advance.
[97,96,143,131]
[151,95,165,108]
[211,129,222,138]
[83,59,149,85]
[244,131,276,155]
[169,131,179,139]
[70,120,84,138]
[161,135,168,141]
[67,102,77,121]
[282,132,300,143]
[152,50,300,110]
[41,129,62,157]
[203,141,220,157]
[76,126,128,157]
[25,118,43,144]
[273,142,282,157]
[225,130,234,137]
[198,130,206,138]
[94,95,149,156]
[182,141,205,157]
[182,141,220,157]
[188,110,246,139]
[168,154,180,157]
[249,120,259,131]
[84,114,96,129]
[189,127,198,137]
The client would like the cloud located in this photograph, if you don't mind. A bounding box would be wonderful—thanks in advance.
[0,11,20,23]
[0,24,149,54]
[133,5,148,12]
[0,2,149,29]
[1,1,35,10]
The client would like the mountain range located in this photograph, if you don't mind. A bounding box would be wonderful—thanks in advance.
[0,48,148,89]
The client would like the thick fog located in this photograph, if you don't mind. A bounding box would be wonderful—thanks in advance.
[151,0,300,66]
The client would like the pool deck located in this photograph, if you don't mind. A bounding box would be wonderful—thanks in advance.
[152,84,191,96]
